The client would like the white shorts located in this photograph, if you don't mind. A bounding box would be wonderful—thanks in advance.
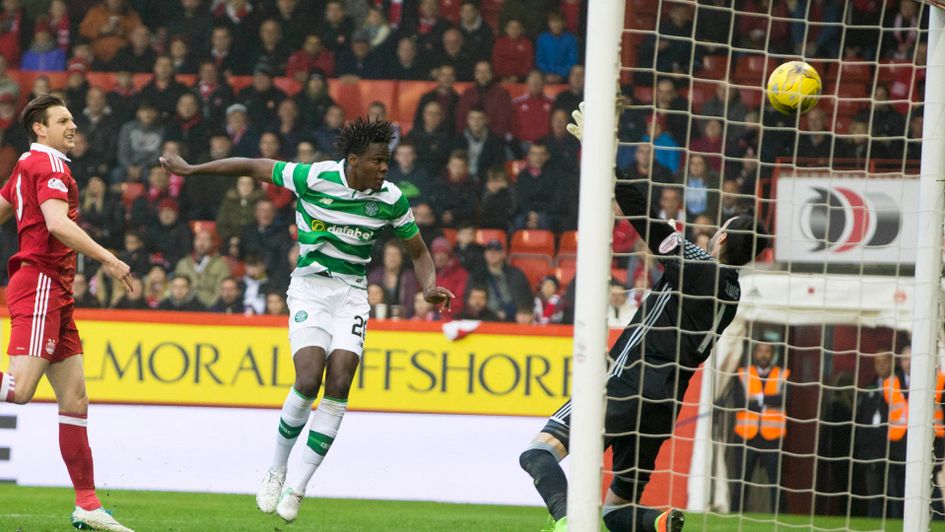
[287,273,369,357]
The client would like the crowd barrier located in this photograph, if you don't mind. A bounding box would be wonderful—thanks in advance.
[0,309,698,508]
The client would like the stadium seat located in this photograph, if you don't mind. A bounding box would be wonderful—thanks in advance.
[837,82,869,99]
[555,256,577,286]
[689,81,718,114]
[695,55,729,80]
[832,61,872,86]
[0,286,5,306]
[631,0,658,16]
[733,55,774,86]
[629,14,656,31]
[511,255,554,291]
[510,229,555,257]
[120,182,144,211]
[474,228,507,248]
[395,80,437,136]
[633,85,653,104]
[558,231,578,258]
[441,227,457,247]
[738,86,764,110]
[611,267,629,286]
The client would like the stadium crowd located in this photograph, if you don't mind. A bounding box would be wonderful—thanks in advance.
[0,0,929,327]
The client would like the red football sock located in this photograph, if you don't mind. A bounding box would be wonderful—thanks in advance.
[0,372,14,403]
[59,413,101,510]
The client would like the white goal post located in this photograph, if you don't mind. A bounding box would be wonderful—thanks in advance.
[568,0,945,530]
[567,0,625,530]
[904,5,945,531]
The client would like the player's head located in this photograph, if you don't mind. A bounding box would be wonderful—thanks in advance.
[708,214,771,266]
[335,116,393,191]
[751,341,775,368]
[20,93,75,151]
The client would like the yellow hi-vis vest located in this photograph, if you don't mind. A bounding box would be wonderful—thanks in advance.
[883,375,908,442]
[734,366,788,441]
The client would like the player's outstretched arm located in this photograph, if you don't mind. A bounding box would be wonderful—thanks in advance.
[160,154,278,184]
[566,100,681,258]
[40,199,133,291]
[403,234,455,311]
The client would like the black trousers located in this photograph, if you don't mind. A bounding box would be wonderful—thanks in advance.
[730,441,782,513]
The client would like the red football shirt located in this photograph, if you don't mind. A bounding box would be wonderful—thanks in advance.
[0,143,78,293]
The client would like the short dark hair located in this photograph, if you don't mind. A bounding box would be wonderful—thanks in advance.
[722,216,772,266]
[20,93,67,142]
[334,116,393,157]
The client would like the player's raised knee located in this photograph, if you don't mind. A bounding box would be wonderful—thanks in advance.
[10,381,38,405]
[323,374,353,399]
[293,376,321,399]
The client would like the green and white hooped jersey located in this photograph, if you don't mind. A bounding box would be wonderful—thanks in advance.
[272,160,419,289]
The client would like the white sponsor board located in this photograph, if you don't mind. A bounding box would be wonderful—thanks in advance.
[0,403,547,506]
[775,174,919,264]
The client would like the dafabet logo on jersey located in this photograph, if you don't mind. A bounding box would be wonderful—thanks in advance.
[310,219,374,241]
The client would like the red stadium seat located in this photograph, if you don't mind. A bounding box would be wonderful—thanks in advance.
[629,14,656,31]
[441,227,457,247]
[558,231,578,258]
[611,268,629,286]
[475,228,507,248]
[733,55,774,86]
[836,82,869,99]
[510,229,555,257]
[555,259,577,287]
[689,81,719,114]
[738,86,764,110]
[633,85,654,104]
[832,61,872,86]
[631,0,658,16]
[511,255,554,291]
[120,182,144,211]
[695,55,729,80]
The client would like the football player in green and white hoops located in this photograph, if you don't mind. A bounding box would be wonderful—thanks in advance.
[160,118,454,523]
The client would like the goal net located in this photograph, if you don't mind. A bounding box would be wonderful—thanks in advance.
[574,0,944,530]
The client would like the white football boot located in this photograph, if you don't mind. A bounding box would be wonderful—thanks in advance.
[71,506,134,532]
[256,468,287,513]
[276,487,304,522]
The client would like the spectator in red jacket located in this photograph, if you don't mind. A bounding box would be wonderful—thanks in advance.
[431,236,469,316]
[456,60,514,138]
[493,18,534,83]
[286,33,336,82]
[512,70,554,149]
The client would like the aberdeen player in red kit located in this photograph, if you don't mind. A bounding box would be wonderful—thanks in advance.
[0,95,134,531]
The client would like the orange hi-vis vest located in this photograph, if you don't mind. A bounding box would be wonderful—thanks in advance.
[935,373,945,438]
[734,366,789,441]
[883,375,908,442]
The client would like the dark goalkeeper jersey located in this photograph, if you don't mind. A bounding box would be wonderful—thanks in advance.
[611,180,742,401]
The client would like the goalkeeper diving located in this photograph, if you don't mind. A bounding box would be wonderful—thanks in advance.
[519,104,772,532]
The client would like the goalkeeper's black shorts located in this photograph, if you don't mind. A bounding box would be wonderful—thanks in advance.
[542,371,679,502]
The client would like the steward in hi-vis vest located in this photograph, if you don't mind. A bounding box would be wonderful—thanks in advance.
[729,341,788,513]
[854,351,908,519]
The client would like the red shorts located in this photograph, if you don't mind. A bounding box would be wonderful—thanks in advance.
[5,264,81,362]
